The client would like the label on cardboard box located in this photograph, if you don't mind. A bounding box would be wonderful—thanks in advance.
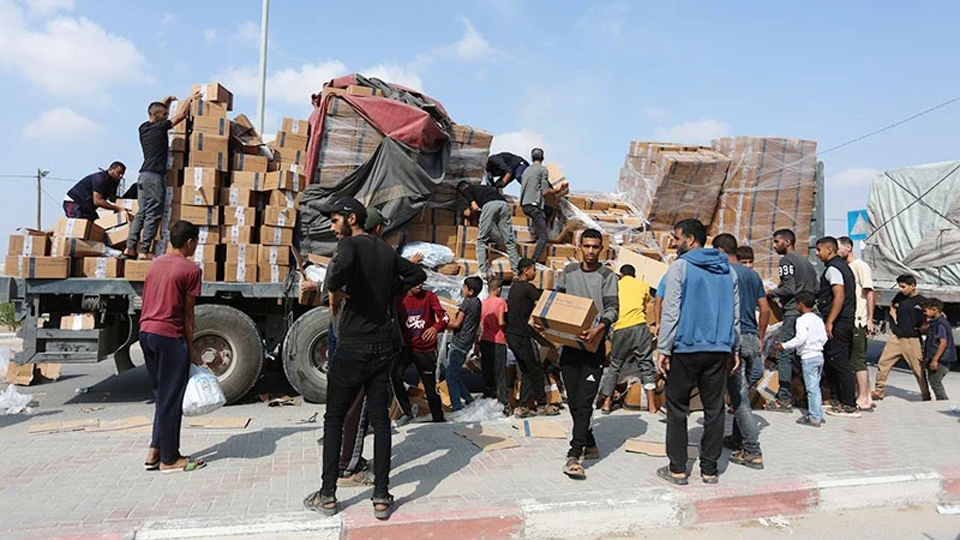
[259,245,291,265]
[263,206,295,228]
[282,117,310,135]
[192,244,217,263]
[224,263,257,283]
[530,290,601,352]
[61,313,96,330]
[261,226,292,246]
[258,262,286,283]
[266,190,297,208]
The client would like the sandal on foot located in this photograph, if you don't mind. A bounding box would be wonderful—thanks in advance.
[729,450,764,470]
[796,415,823,427]
[701,474,719,485]
[763,400,792,412]
[160,458,206,474]
[144,460,160,471]
[582,446,600,461]
[304,490,339,516]
[563,457,586,480]
[538,404,561,417]
[372,494,395,520]
[656,466,688,486]
[514,407,536,419]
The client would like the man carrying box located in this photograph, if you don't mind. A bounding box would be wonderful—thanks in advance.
[63,162,129,220]
[457,181,521,276]
[550,229,619,480]
[125,91,201,260]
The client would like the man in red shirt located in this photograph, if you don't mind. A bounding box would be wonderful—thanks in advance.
[140,220,205,473]
[395,279,449,424]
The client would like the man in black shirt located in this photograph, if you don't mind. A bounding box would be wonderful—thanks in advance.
[485,152,529,188]
[505,258,559,418]
[814,237,859,417]
[457,181,521,275]
[63,162,129,220]
[304,197,424,521]
[873,274,930,401]
[125,91,200,260]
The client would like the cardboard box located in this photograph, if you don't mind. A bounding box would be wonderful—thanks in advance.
[412,207,463,226]
[184,167,225,190]
[406,225,459,245]
[436,262,461,275]
[221,226,258,245]
[192,82,233,108]
[224,244,256,266]
[81,257,123,278]
[531,268,555,290]
[116,198,139,214]
[181,184,218,206]
[51,238,108,258]
[271,146,306,167]
[231,171,268,191]
[192,114,229,138]
[259,245,291,265]
[54,218,104,242]
[195,226,219,245]
[188,149,228,171]
[4,256,20,276]
[514,227,535,244]
[8,231,50,257]
[223,263,258,283]
[275,130,309,150]
[124,260,152,282]
[543,244,578,260]
[175,205,220,226]
[190,132,229,155]
[258,262,290,283]
[232,153,268,173]
[264,190,298,209]
[614,246,668,287]
[261,226,293,246]
[221,187,259,207]
[16,257,70,279]
[281,117,310,136]
[194,261,217,281]
[547,256,578,271]
[190,243,219,263]
[263,206,296,228]
[222,206,257,227]
[166,151,186,171]
[190,99,229,119]
[530,290,601,352]
[94,210,130,231]
[438,296,460,321]
[60,313,96,330]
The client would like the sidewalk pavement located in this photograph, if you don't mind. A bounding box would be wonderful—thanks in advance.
[1,359,959,540]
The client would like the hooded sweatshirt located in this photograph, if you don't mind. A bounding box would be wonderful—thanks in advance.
[658,248,741,356]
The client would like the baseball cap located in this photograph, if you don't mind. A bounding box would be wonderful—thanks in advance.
[364,206,390,231]
[319,196,367,225]
[517,257,536,271]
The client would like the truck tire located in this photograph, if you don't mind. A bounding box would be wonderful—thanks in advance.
[194,304,264,404]
[282,307,330,403]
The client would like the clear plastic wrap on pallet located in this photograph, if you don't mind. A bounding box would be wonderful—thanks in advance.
[400,241,455,269]
[313,97,385,187]
[709,136,818,280]
[552,194,648,248]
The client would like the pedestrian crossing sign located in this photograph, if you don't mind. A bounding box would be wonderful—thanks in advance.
[847,210,869,241]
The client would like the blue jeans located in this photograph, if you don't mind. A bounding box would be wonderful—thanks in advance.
[446,345,474,411]
[740,333,763,387]
[728,362,761,455]
[802,355,825,421]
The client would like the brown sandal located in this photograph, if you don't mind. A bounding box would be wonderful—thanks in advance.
[563,457,586,479]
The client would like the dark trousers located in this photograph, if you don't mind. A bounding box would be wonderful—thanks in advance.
[665,352,728,476]
[321,342,395,498]
[392,348,444,421]
[775,316,798,404]
[522,204,549,263]
[507,333,546,407]
[338,388,368,475]
[823,320,857,408]
[926,361,951,400]
[62,200,97,220]
[126,171,165,254]
[140,332,191,465]
[480,340,508,403]
[560,347,604,459]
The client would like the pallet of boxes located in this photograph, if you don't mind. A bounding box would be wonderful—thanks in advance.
[109,82,308,286]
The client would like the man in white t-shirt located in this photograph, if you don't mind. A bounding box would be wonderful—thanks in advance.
[838,237,875,410]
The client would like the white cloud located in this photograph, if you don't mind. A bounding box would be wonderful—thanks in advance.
[202,28,217,42]
[236,20,259,44]
[217,60,349,106]
[26,0,73,16]
[829,166,881,188]
[445,18,492,60]
[364,63,423,92]
[0,0,147,98]
[490,129,548,157]
[161,12,174,25]
[653,119,729,145]
[22,107,104,140]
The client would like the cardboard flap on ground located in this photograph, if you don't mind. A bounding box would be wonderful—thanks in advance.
[187,417,251,429]
[514,419,567,439]
[615,246,669,287]
[625,439,700,459]
[455,427,520,451]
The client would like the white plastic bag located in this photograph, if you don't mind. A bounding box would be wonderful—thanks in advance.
[401,242,454,269]
[182,365,226,416]
[0,384,33,414]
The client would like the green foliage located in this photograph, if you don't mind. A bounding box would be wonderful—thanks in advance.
[0,303,20,331]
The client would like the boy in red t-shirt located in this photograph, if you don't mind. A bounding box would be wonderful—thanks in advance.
[395,280,449,424]
[140,220,205,473]
[480,279,509,407]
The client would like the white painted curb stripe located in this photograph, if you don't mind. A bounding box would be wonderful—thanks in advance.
[135,513,341,540]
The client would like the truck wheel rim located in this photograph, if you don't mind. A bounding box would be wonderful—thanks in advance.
[309,333,329,375]
[195,332,235,379]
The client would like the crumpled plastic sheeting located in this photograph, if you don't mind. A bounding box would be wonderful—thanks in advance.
[0,385,33,415]
[446,398,507,423]
[401,242,454,269]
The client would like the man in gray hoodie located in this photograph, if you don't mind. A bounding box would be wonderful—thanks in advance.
[552,228,619,480]
[657,219,740,486]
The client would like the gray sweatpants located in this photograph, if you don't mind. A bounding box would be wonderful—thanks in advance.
[126,171,165,254]
[601,323,654,396]
[478,200,520,272]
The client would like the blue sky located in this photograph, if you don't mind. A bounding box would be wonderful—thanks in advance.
[1,0,958,240]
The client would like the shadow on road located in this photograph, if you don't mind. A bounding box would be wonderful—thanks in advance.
[0,409,62,430]
[190,426,317,462]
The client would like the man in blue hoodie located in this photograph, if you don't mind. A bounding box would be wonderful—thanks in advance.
[656,219,740,486]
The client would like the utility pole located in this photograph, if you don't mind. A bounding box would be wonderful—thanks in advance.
[256,0,270,136]
[36,168,49,230]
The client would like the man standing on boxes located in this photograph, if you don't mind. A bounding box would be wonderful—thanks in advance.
[837,236,876,411]
[767,229,819,412]
[457,181,521,276]
[125,91,201,260]
[63,162,130,221]
[520,148,558,263]
[551,229,619,480]
[815,237,860,418]
[303,197,424,520]
[485,151,529,188]
[656,219,739,486]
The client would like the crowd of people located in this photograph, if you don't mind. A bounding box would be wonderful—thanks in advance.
[129,140,956,521]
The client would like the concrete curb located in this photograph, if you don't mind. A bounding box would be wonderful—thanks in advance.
[118,466,960,539]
